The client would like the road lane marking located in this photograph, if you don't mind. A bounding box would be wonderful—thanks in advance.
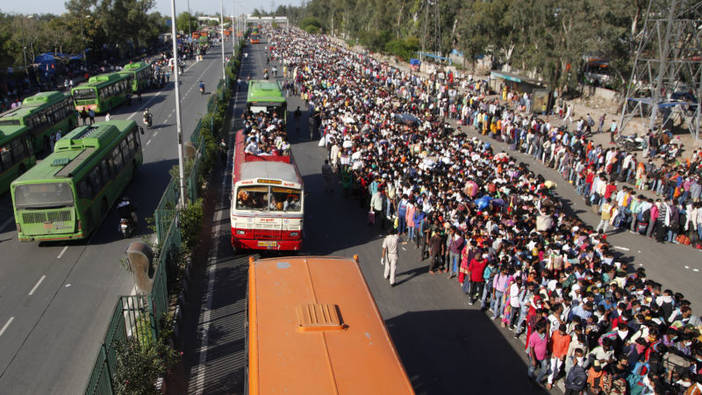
[0,317,14,336]
[613,246,630,251]
[127,91,163,120]
[57,246,69,259]
[146,139,152,146]
[28,275,47,296]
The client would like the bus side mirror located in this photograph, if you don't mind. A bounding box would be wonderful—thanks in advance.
[139,127,144,135]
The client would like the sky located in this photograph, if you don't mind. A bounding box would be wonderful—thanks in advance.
[1,0,303,17]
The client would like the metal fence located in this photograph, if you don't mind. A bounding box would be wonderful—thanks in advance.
[153,178,179,245]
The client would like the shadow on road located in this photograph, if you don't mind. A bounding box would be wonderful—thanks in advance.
[387,309,550,395]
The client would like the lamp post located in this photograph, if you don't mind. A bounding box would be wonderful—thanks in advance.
[220,0,226,85]
[169,0,186,208]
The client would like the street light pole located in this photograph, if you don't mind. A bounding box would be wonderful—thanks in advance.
[169,0,187,208]
[220,0,226,85]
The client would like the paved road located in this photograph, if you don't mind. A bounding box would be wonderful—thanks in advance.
[182,42,549,395]
[0,44,232,394]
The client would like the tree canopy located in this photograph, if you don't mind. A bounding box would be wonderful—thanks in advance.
[272,0,657,93]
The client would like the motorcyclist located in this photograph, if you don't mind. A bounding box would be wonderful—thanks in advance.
[117,197,138,227]
[199,80,205,94]
[263,68,269,80]
[142,108,152,127]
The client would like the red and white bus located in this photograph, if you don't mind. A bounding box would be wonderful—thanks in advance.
[230,130,303,251]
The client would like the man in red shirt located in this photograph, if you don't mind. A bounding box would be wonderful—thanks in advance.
[467,253,488,305]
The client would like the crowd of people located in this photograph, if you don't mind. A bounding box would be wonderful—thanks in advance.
[445,83,702,248]
[269,26,702,394]
[242,109,290,156]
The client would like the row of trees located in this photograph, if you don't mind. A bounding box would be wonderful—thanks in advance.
[0,0,197,71]
[268,0,664,94]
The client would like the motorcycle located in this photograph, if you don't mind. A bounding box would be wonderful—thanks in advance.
[616,133,647,152]
[200,85,205,95]
[119,212,138,238]
[143,113,152,129]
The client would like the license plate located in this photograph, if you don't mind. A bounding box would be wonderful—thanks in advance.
[257,240,277,248]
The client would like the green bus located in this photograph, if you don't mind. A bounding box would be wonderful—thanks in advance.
[0,91,78,155]
[246,80,287,122]
[71,72,132,114]
[11,120,143,242]
[0,125,35,195]
[120,61,153,93]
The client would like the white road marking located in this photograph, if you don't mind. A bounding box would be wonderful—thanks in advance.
[64,284,71,288]
[57,246,68,259]
[153,131,159,137]
[127,91,163,120]
[694,269,700,272]
[146,139,152,146]
[613,246,630,251]
[28,275,47,296]
[0,217,14,232]
[0,317,14,337]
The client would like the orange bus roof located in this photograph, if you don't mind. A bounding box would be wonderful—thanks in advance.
[248,256,414,395]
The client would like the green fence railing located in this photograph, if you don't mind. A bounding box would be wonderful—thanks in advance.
[153,178,179,244]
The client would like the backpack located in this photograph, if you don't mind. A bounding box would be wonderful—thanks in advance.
[627,361,650,395]
[565,364,588,390]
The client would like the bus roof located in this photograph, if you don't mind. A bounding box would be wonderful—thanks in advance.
[240,161,299,184]
[73,72,129,90]
[248,256,414,395]
[246,80,285,103]
[22,91,66,107]
[121,61,149,72]
[232,130,301,186]
[0,125,28,144]
[0,106,33,124]
[13,120,134,183]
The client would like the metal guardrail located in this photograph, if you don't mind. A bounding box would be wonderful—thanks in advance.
[153,178,179,245]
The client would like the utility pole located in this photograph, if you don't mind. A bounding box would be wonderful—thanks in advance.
[220,0,226,86]
[187,0,192,38]
[169,0,187,207]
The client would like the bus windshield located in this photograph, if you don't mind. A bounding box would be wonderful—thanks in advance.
[271,187,301,212]
[73,89,96,100]
[236,186,301,212]
[14,182,74,209]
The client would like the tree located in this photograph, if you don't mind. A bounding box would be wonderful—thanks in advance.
[176,11,198,34]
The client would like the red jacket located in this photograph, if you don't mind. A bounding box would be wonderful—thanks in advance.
[468,258,488,282]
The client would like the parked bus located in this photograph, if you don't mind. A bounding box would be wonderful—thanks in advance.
[11,120,143,242]
[120,61,153,93]
[0,91,78,155]
[250,34,261,44]
[246,80,286,122]
[0,124,35,195]
[247,255,414,394]
[230,130,303,251]
[71,72,132,114]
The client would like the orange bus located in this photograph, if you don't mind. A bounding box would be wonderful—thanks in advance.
[247,255,414,394]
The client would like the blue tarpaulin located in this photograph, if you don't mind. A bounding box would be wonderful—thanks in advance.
[409,58,421,66]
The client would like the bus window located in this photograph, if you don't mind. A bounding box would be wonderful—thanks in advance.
[271,187,301,212]
[111,147,124,172]
[88,167,103,192]
[0,145,13,169]
[236,186,268,210]
[74,89,96,100]
[10,138,28,161]
[78,179,93,199]
[14,182,74,209]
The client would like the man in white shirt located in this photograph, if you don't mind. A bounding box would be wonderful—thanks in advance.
[382,228,400,286]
